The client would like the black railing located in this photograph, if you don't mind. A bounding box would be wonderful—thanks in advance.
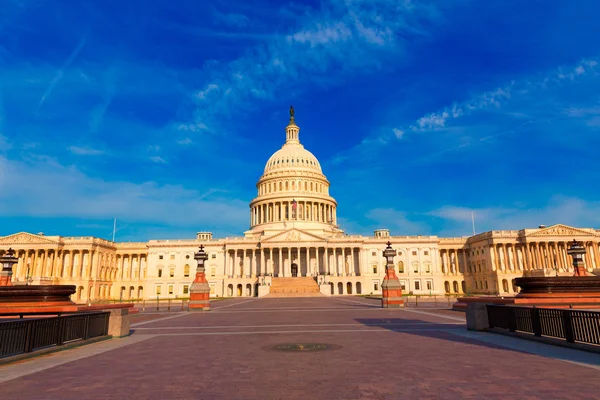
[0,312,110,358]
[487,305,600,346]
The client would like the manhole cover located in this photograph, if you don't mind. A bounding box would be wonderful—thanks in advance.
[265,343,342,352]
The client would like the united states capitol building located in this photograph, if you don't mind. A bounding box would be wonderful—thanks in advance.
[1,110,599,302]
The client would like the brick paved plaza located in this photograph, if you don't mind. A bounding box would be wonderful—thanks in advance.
[1,297,600,399]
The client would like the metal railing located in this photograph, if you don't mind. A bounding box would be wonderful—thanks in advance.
[487,305,600,346]
[0,312,110,358]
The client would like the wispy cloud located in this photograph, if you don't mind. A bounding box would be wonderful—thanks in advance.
[429,195,600,236]
[212,9,251,28]
[37,36,86,111]
[68,145,104,156]
[189,0,440,131]
[407,59,598,134]
[149,156,167,164]
[0,155,248,234]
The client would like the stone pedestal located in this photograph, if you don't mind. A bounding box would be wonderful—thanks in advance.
[381,278,404,308]
[258,285,271,297]
[189,278,211,311]
[466,302,489,331]
[319,284,331,296]
[108,308,131,337]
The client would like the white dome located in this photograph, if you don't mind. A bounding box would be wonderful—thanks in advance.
[264,143,322,174]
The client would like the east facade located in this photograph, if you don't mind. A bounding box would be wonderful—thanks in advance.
[1,112,599,303]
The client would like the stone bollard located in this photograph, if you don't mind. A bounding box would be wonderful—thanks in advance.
[466,302,490,331]
[108,308,131,338]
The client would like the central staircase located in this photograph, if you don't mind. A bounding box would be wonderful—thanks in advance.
[268,277,321,297]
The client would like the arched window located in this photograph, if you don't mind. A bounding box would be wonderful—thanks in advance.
[285,181,289,190]
[502,279,509,292]
[292,181,296,190]
[279,182,282,191]
[453,281,459,293]
[397,261,404,273]
[304,181,307,190]
[444,281,450,293]
[310,182,314,191]
[184,265,190,277]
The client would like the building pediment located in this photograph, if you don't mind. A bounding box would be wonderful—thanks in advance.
[0,232,61,246]
[261,228,327,243]
[528,224,597,238]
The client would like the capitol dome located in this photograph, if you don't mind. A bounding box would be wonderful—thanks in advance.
[264,143,322,174]
[246,107,340,237]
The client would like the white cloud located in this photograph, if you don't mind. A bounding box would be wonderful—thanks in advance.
[212,9,251,27]
[429,196,600,236]
[392,128,404,139]
[149,156,167,164]
[68,145,104,156]
[177,138,193,145]
[191,0,440,129]
[0,155,248,231]
[410,59,597,133]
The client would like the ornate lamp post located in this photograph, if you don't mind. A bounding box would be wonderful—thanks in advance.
[0,248,18,286]
[567,239,588,277]
[381,241,404,308]
[189,245,211,311]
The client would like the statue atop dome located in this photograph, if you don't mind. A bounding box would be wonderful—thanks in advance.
[289,105,295,118]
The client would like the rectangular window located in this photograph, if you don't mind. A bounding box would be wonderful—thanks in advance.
[373,281,379,291]
[170,255,175,260]
[184,265,190,277]
[372,265,377,274]
[413,263,419,273]
[398,262,404,273]
[211,254,216,259]
[425,263,431,273]
[424,251,429,256]
[426,280,432,290]
[414,281,420,290]
[371,252,376,256]
[400,280,406,290]
[159,255,163,260]
[210,284,215,295]
[168,285,174,295]
[183,285,189,295]
[169,268,175,278]
[412,251,417,256]
[158,269,163,278]
[211,268,216,277]
[155,286,161,295]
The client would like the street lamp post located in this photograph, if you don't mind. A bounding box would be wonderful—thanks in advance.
[189,244,211,311]
[380,241,404,308]
[0,248,18,286]
[567,239,588,277]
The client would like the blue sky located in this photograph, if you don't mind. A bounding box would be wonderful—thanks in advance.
[1,0,600,241]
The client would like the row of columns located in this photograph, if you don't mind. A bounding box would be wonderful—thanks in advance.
[258,180,325,196]
[491,241,599,272]
[2,248,146,283]
[225,246,362,277]
[440,249,466,275]
[250,201,336,226]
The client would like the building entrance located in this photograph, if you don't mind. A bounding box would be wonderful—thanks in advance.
[291,263,298,277]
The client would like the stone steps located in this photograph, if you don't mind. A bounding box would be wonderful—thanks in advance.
[268,277,321,297]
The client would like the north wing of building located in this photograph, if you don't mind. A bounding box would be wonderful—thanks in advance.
[1,111,599,302]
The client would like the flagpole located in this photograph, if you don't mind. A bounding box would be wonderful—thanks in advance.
[471,212,476,236]
[112,218,117,242]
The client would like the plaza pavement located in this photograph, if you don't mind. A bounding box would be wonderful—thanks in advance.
[1,296,600,399]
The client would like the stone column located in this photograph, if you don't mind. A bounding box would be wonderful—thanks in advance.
[350,248,356,276]
[278,247,283,277]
